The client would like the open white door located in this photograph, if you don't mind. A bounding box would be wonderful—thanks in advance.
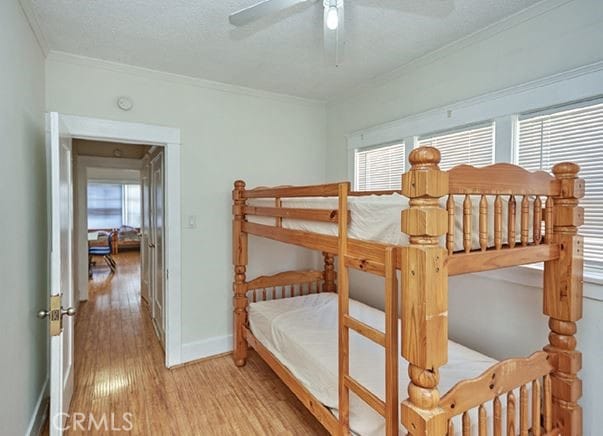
[40,112,76,435]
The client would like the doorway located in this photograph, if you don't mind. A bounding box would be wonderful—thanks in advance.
[60,114,182,368]
[75,139,167,348]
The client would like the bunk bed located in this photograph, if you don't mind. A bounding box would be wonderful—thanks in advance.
[231,147,584,436]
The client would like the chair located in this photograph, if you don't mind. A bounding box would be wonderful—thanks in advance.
[88,231,117,277]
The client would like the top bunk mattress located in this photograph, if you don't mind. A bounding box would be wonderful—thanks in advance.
[248,193,535,251]
[248,293,512,436]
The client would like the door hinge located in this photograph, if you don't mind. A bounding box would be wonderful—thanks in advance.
[49,295,62,336]
[166,269,169,280]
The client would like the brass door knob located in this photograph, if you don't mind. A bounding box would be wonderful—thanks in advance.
[62,307,77,317]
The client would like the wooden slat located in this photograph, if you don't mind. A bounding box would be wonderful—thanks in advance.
[520,384,529,436]
[275,197,282,227]
[521,196,530,247]
[448,244,560,276]
[532,379,542,436]
[448,163,559,196]
[243,221,395,269]
[243,182,341,198]
[447,195,455,255]
[338,183,350,434]
[462,411,470,436]
[508,195,516,249]
[244,328,339,434]
[243,221,337,253]
[544,196,553,243]
[480,195,488,251]
[247,270,324,290]
[440,352,554,417]
[384,247,398,436]
[494,396,502,436]
[343,315,385,346]
[343,375,386,417]
[507,391,516,436]
[244,205,348,223]
[544,374,552,432]
[533,196,542,244]
[495,194,503,250]
[478,405,487,436]
[344,255,387,277]
[463,194,472,253]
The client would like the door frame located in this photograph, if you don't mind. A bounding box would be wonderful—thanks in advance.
[61,114,182,368]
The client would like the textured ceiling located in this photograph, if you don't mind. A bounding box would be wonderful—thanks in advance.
[31,0,541,100]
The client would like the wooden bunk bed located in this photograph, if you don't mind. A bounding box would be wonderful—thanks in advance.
[231,146,584,436]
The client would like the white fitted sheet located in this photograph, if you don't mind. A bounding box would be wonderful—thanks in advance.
[249,293,529,435]
[248,193,534,252]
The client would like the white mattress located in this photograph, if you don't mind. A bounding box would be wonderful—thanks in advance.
[249,293,529,435]
[249,193,534,251]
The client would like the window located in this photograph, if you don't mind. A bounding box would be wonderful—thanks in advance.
[518,101,603,271]
[355,143,405,191]
[88,183,141,229]
[418,123,495,170]
[123,184,141,228]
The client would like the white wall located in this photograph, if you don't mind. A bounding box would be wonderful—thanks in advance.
[45,53,328,359]
[327,0,603,434]
[0,1,48,435]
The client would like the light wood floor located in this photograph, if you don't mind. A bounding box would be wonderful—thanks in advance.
[59,251,327,435]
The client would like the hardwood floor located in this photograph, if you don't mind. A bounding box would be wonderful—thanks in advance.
[60,251,327,435]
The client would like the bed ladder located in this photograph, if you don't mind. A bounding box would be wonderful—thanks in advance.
[337,182,399,436]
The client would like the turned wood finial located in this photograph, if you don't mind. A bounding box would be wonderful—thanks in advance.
[408,146,441,169]
[234,179,246,189]
[552,162,580,179]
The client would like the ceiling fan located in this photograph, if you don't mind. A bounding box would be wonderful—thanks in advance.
[228,0,453,66]
[229,0,346,66]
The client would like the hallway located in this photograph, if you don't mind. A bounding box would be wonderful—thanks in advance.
[64,252,326,435]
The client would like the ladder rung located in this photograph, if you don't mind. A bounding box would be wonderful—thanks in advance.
[344,375,386,416]
[343,315,385,346]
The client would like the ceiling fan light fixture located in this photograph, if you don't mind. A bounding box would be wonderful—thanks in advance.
[326,5,338,30]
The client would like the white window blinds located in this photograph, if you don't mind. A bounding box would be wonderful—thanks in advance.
[518,101,603,271]
[418,123,495,170]
[355,143,405,191]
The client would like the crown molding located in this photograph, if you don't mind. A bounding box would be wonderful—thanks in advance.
[332,0,573,104]
[46,51,326,107]
[19,0,49,56]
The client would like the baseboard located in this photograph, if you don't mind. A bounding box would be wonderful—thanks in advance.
[180,334,233,364]
[26,377,49,436]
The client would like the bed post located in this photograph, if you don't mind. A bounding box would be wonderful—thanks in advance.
[233,180,249,367]
[544,163,584,435]
[400,147,449,436]
[322,252,336,292]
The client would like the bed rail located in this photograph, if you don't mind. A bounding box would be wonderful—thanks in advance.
[439,351,556,435]
[245,269,325,302]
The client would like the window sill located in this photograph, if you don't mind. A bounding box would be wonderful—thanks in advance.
[473,264,603,302]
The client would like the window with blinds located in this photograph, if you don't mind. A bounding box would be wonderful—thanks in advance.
[518,101,603,271]
[418,123,495,170]
[355,143,405,191]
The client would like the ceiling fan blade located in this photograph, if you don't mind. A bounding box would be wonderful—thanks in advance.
[324,1,344,66]
[229,0,309,26]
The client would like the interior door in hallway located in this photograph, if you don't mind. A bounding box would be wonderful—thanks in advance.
[150,152,165,346]
[140,170,151,303]
[43,112,77,435]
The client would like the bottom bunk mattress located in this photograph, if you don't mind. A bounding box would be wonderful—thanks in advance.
[248,293,516,435]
